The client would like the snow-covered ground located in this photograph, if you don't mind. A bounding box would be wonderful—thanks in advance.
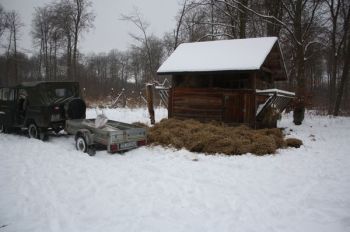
[1,108,350,232]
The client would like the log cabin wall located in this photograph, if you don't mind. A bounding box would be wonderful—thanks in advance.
[169,71,262,126]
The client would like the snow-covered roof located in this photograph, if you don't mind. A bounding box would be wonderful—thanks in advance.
[256,89,295,97]
[158,37,279,74]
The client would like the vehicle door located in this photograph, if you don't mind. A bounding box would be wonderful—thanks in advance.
[0,87,16,128]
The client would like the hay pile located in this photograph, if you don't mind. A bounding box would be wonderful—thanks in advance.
[285,138,303,148]
[146,118,302,156]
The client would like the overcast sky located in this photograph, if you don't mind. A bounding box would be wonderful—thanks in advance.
[1,0,181,55]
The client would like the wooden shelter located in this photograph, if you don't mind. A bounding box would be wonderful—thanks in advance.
[157,37,294,128]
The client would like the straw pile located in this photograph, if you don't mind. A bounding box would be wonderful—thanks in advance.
[145,118,302,156]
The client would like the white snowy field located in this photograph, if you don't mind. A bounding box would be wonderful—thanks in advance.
[0,108,350,232]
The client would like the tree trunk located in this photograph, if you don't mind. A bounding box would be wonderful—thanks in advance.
[293,44,306,125]
[72,0,82,82]
[13,23,18,84]
[328,0,340,114]
[174,0,187,49]
[211,0,214,40]
[66,36,72,80]
[73,29,78,81]
[265,0,282,36]
[334,34,350,115]
[293,0,306,125]
[224,0,236,38]
[54,38,57,80]
[239,0,248,38]
[44,32,49,80]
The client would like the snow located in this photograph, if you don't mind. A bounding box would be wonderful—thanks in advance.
[256,88,296,97]
[86,107,168,124]
[157,37,278,74]
[1,108,350,232]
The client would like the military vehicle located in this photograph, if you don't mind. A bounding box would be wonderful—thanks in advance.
[0,81,85,139]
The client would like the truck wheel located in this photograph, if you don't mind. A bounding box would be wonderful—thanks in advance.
[28,123,39,139]
[76,135,87,153]
[0,123,6,133]
[39,128,49,141]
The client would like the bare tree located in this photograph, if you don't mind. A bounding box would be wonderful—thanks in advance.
[6,11,23,84]
[0,4,7,39]
[71,0,94,81]
[174,0,189,49]
[325,0,342,113]
[264,0,283,36]
[334,0,350,115]
[121,9,155,82]
[32,6,51,79]
[52,0,74,80]
[44,0,94,81]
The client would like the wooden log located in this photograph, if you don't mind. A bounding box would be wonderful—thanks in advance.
[146,83,155,125]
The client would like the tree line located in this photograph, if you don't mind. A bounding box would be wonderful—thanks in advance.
[0,0,349,117]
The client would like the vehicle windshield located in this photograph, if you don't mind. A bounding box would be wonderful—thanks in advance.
[50,88,74,98]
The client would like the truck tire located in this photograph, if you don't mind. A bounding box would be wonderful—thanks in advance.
[0,123,6,133]
[66,98,86,119]
[39,128,49,141]
[28,123,39,139]
[76,135,88,153]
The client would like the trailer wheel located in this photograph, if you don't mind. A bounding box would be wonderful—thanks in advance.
[76,135,88,153]
[28,123,39,139]
[87,146,96,156]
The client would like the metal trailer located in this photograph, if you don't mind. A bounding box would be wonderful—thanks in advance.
[65,119,147,156]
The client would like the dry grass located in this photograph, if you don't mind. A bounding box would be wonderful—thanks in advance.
[132,122,149,128]
[146,118,302,156]
[285,138,303,148]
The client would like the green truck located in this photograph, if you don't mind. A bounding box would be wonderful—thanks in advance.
[0,81,85,139]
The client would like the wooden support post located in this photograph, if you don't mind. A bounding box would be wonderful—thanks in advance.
[146,83,155,125]
[251,73,257,129]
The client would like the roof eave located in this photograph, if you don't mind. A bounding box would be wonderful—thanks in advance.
[157,68,260,76]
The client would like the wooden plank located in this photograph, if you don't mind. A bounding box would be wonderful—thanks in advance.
[168,87,173,117]
[173,113,222,121]
[170,87,256,124]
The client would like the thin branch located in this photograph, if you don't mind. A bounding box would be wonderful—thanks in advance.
[302,1,321,40]
[215,0,301,45]
[196,32,235,41]
[281,0,295,19]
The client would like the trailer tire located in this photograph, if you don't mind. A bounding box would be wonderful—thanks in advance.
[87,146,96,156]
[76,135,88,153]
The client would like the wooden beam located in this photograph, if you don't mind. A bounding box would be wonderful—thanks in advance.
[146,84,155,125]
[261,66,273,74]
